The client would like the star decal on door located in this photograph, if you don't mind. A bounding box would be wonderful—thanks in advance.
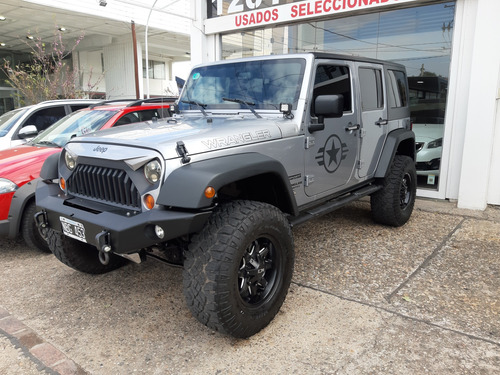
[315,134,348,173]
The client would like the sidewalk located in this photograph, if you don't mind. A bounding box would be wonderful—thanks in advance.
[0,198,499,374]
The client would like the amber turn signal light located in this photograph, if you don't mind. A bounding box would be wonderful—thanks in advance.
[144,194,155,209]
[59,177,66,190]
[204,186,216,199]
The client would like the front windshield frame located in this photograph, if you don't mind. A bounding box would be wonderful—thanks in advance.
[178,58,306,112]
[0,107,29,137]
[30,109,118,148]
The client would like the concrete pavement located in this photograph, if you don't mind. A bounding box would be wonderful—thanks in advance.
[1,198,499,374]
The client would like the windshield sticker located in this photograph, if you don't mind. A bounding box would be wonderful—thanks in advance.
[192,72,200,80]
[80,126,92,135]
[202,129,271,149]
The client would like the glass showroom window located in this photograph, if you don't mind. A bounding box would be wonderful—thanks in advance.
[221,1,456,190]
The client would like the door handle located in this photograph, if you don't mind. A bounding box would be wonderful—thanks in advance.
[375,118,388,126]
[345,123,360,131]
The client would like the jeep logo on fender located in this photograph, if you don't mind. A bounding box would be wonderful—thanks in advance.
[93,146,108,153]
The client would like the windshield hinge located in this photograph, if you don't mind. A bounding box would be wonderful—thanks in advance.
[305,136,315,149]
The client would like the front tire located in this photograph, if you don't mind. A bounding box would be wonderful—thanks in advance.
[21,200,50,252]
[46,229,127,274]
[371,155,416,227]
[183,200,294,338]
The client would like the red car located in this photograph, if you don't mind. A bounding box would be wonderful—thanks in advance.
[0,98,174,251]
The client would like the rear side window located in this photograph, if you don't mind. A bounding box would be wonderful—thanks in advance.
[359,68,383,111]
[387,70,408,108]
[70,104,91,112]
[24,106,67,132]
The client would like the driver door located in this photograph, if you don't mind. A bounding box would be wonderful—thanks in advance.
[305,61,360,197]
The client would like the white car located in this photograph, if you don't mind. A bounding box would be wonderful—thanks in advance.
[0,99,100,150]
[413,123,443,178]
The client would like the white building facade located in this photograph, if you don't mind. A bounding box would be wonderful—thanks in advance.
[189,0,500,210]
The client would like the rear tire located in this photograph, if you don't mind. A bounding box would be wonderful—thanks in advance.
[183,200,294,338]
[46,229,127,274]
[371,155,416,227]
[21,200,50,252]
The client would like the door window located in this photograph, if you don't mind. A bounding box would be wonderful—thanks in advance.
[24,106,67,132]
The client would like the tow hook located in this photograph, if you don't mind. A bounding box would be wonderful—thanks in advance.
[34,210,49,239]
[95,230,112,265]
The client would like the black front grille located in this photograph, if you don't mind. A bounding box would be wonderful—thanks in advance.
[67,164,141,209]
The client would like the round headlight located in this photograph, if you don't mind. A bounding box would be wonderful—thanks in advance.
[0,178,18,194]
[144,159,161,184]
[64,151,76,170]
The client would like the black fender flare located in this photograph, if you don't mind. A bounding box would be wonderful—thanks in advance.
[157,153,299,216]
[375,129,415,179]
[7,178,41,238]
[40,152,60,180]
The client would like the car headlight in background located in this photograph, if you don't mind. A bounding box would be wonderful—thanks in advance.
[64,150,77,170]
[427,138,443,149]
[0,178,18,194]
[144,159,162,184]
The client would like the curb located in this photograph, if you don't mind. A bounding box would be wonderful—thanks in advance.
[0,306,87,375]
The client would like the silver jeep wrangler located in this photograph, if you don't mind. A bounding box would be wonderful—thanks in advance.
[36,53,416,338]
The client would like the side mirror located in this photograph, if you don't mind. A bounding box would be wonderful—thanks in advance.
[314,95,344,119]
[18,125,38,139]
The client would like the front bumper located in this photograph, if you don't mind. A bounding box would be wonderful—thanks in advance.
[35,181,212,254]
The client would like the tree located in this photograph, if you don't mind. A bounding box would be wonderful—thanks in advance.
[2,28,102,105]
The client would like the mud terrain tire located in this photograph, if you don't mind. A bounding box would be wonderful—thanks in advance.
[183,200,294,338]
[371,155,416,227]
[46,229,127,274]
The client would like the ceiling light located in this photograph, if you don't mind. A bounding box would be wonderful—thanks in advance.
[0,16,6,21]
[0,43,6,47]
[58,27,66,32]
[26,35,34,40]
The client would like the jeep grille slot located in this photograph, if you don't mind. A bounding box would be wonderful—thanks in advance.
[67,164,141,209]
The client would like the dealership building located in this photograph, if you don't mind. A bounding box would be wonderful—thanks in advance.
[1,0,499,210]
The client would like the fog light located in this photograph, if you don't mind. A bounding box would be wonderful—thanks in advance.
[155,225,164,239]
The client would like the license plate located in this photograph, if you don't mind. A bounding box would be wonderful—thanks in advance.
[60,216,87,243]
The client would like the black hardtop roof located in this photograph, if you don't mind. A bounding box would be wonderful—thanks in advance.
[311,52,406,71]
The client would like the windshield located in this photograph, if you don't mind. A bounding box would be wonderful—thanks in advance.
[178,58,306,111]
[0,107,29,137]
[30,109,118,147]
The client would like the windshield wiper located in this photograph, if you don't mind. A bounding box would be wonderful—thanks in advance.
[35,140,61,148]
[222,97,262,118]
[181,100,208,117]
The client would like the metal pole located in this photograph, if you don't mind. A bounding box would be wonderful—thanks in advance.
[131,21,140,99]
[145,0,159,99]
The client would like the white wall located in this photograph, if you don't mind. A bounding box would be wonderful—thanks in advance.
[76,50,106,94]
[103,41,139,99]
[454,0,500,209]
[487,74,500,205]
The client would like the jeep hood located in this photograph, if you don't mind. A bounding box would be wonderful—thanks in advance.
[69,115,291,159]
